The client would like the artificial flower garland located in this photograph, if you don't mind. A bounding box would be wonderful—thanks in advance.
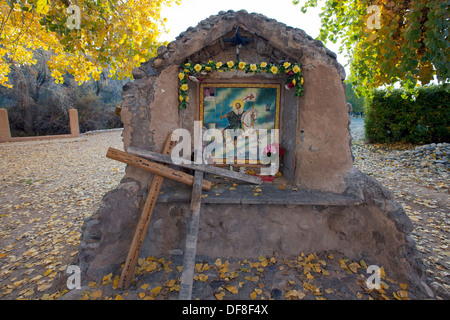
[178,60,304,109]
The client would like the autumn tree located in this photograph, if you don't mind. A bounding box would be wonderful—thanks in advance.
[293,0,449,96]
[0,0,178,89]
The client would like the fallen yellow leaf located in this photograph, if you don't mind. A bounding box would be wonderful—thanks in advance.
[285,290,305,300]
[140,283,149,290]
[112,276,120,289]
[43,269,52,277]
[360,259,367,269]
[215,292,225,300]
[90,289,102,299]
[348,262,361,273]
[198,274,208,282]
[37,283,51,292]
[321,269,330,276]
[150,286,162,296]
[102,273,113,285]
[224,286,238,294]
[250,291,257,300]
[397,290,408,299]
[245,276,259,282]
[167,279,176,288]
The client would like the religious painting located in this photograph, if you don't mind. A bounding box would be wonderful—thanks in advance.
[200,83,280,164]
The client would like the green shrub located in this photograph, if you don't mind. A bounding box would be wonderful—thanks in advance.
[365,85,450,144]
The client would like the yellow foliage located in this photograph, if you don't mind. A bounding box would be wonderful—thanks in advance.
[0,0,179,88]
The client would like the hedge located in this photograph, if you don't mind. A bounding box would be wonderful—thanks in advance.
[365,85,450,144]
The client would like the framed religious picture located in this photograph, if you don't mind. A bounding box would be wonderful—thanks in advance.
[199,83,280,165]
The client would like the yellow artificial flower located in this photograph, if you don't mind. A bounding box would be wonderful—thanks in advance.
[181,84,188,91]
[184,69,190,73]
[292,78,296,85]
[260,62,267,68]
[250,64,257,71]
[227,61,234,68]
[184,63,191,67]
[301,77,304,85]
[283,62,291,68]
[194,64,202,72]
[205,66,212,71]
[216,62,223,69]
[178,73,185,80]
[270,66,278,74]
[293,65,301,73]
[238,61,246,69]
[179,95,183,101]
[186,96,189,102]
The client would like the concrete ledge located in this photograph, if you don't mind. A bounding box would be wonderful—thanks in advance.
[0,108,79,143]
[1,133,79,143]
[156,181,363,206]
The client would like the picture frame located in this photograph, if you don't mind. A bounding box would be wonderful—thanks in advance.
[199,83,280,165]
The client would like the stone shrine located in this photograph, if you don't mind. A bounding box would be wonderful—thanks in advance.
[77,10,430,295]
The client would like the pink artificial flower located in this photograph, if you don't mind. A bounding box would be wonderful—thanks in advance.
[263,143,279,156]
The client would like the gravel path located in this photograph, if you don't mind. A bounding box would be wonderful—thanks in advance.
[0,128,448,300]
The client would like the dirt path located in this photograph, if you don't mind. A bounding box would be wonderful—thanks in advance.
[351,140,449,298]
[0,130,448,300]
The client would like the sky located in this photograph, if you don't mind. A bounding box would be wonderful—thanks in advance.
[159,0,349,75]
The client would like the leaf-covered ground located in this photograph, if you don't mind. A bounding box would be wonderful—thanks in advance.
[0,128,448,300]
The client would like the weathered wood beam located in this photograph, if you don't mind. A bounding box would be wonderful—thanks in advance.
[178,171,203,300]
[106,147,212,191]
[118,135,174,289]
[127,147,263,185]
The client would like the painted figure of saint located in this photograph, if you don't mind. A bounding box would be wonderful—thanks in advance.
[220,99,245,130]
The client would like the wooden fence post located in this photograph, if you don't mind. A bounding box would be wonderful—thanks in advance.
[69,109,79,137]
[0,109,11,142]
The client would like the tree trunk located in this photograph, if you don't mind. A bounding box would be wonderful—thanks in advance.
[11,60,34,135]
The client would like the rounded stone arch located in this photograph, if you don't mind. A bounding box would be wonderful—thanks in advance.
[129,9,352,193]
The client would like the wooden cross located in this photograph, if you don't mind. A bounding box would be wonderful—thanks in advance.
[222,26,254,60]
[107,132,262,297]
